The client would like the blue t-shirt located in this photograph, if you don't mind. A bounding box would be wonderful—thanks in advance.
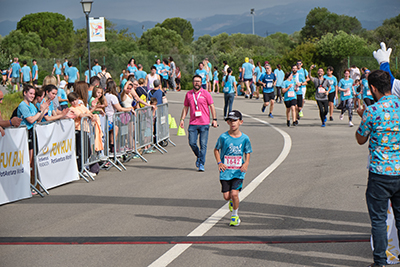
[259,73,276,93]
[242,62,253,79]
[121,78,127,89]
[84,70,95,83]
[54,64,62,75]
[154,64,164,76]
[149,89,164,106]
[274,69,285,87]
[338,78,354,101]
[213,71,219,81]
[215,132,252,181]
[63,61,69,74]
[362,78,373,100]
[11,63,21,78]
[162,65,170,79]
[127,65,138,74]
[283,80,296,101]
[297,68,308,91]
[17,101,38,130]
[293,73,306,95]
[21,66,31,82]
[58,88,68,106]
[207,62,213,81]
[92,65,102,75]
[135,70,147,81]
[254,67,266,83]
[357,95,400,176]
[40,98,55,121]
[32,65,38,80]
[222,75,237,94]
[323,75,338,94]
[66,67,79,83]
[195,69,208,85]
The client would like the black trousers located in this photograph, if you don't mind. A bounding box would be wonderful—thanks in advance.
[317,100,328,123]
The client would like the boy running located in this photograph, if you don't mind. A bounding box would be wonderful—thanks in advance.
[214,110,252,226]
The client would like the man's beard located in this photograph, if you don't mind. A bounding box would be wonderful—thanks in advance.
[194,84,201,91]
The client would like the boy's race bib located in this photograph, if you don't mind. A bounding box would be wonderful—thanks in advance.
[224,155,242,169]
[288,91,295,98]
[344,89,351,96]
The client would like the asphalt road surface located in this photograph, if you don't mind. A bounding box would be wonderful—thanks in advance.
[0,91,374,267]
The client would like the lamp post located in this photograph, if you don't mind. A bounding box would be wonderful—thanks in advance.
[81,0,93,81]
[250,8,255,35]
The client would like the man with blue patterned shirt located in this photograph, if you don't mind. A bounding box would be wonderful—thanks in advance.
[356,70,400,267]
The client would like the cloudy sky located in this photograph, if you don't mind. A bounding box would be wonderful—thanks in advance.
[1,0,298,22]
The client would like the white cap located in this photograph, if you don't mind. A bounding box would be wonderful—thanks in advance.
[59,80,67,88]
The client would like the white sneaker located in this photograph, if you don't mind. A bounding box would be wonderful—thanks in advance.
[340,114,344,120]
[85,171,97,177]
[349,121,354,127]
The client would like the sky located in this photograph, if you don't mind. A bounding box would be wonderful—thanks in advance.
[0,0,298,22]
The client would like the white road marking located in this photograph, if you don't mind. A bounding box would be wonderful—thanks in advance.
[148,111,292,267]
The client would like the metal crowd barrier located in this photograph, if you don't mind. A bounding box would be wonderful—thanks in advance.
[80,115,121,180]
[135,106,154,162]
[112,111,137,169]
[154,103,176,153]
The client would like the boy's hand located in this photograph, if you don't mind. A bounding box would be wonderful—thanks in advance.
[240,162,249,172]
[218,162,227,172]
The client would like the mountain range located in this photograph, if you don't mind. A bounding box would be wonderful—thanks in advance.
[0,0,398,39]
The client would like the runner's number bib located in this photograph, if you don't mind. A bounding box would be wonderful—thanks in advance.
[318,86,325,94]
[344,89,351,96]
[224,155,242,169]
[288,91,295,98]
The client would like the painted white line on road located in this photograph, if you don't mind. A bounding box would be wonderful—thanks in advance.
[148,110,292,267]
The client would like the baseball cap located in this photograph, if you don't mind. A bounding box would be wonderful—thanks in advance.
[153,79,161,88]
[59,80,67,88]
[225,110,242,121]
[264,61,269,65]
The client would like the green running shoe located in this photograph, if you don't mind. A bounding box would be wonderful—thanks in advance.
[229,216,241,226]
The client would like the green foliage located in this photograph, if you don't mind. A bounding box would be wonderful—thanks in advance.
[156,18,194,45]
[1,30,50,58]
[0,92,23,119]
[17,12,74,56]
[301,7,363,41]
[139,27,184,55]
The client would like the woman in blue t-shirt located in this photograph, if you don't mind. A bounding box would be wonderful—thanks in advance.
[221,68,237,118]
[282,72,297,127]
[213,66,219,94]
[52,60,62,86]
[338,69,356,127]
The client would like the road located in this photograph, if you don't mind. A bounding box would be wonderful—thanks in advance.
[0,91,373,266]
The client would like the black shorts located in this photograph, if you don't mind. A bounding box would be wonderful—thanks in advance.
[201,84,207,89]
[67,83,74,89]
[220,178,243,193]
[244,78,252,82]
[263,92,275,103]
[328,91,335,103]
[32,79,38,85]
[256,82,263,87]
[296,94,303,107]
[162,79,168,88]
[175,78,181,85]
[284,99,297,108]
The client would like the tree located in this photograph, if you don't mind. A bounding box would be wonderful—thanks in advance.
[17,12,74,56]
[156,18,194,45]
[139,27,184,55]
[0,30,50,58]
[301,7,363,41]
[371,14,400,56]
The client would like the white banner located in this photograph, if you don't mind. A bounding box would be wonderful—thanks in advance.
[36,120,79,189]
[89,17,105,42]
[0,128,31,205]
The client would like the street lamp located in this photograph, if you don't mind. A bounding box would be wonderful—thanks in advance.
[81,0,93,81]
[250,8,255,35]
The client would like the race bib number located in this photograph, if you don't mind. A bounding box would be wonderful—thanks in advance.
[367,90,372,96]
[288,91,295,98]
[195,110,202,117]
[224,156,242,169]
[318,86,325,94]
[266,82,273,88]
[344,89,351,96]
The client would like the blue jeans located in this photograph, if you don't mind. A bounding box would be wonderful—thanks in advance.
[224,93,235,117]
[188,124,210,166]
[366,171,400,266]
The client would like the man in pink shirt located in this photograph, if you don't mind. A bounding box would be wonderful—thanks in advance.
[180,75,218,171]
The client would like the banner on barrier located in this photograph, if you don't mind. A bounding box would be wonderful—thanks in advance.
[0,128,31,205]
[36,120,79,189]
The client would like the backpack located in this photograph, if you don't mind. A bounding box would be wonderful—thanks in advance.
[99,73,107,90]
